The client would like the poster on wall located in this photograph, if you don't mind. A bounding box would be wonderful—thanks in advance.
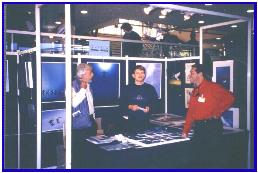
[6,60,9,92]
[42,109,65,132]
[184,88,193,108]
[136,63,162,98]
[42,62,65,102]
[212,60,233,92]
[89,40,110,56]
[88,62,120,105]
[221,107,239,129]
[185,63,195,84]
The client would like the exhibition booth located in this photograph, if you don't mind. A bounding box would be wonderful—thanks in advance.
[4,3,254,170]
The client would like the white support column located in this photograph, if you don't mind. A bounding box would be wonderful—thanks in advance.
[165,57,168,113]
[16,52,20,168]
[199,28,203,64]
[247,19,252,169]
[35,5,42,169]
[126,56,129,85]
[65,4,72,169]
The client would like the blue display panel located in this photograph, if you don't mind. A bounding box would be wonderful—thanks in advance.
[42,62,65,102]
[88,62,120,105]
[42,109,65,132]
[216,66,230,91]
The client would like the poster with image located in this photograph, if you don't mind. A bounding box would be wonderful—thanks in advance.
[212,60,233,92]
[185,88,193,108]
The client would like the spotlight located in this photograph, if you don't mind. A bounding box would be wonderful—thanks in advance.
[184,12,194,21]
[143,6,154,15]
[246,9,254,13]
[161,9,172,16]
[55,21,61,25]
[81,10,88,14]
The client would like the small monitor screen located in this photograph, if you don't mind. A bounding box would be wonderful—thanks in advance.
[42,62,65,102]
[88,62,120,106]
[42,109,65,132]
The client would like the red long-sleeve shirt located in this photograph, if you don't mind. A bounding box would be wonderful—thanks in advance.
[183,79,235,135]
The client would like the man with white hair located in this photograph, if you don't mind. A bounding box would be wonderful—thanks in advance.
[71,63,96,168]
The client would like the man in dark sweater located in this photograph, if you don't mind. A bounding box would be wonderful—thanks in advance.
[121,23,143,57]
[120,65,158,132]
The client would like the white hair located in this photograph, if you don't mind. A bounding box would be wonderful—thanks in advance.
[76,63,92,78]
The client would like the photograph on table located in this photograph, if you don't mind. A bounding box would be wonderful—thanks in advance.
[212,60,233,92]
[136,62,162,98]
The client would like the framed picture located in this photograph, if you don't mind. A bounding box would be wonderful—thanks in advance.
[184,88,193,108]
[212,60,233,92]
[136,63,162,98]
[42,109,65,132]
[185,63,195,84]
[42,62,66,102]
[221,107,239,129]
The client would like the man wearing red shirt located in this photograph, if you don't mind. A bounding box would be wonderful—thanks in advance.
[182,63,235,168]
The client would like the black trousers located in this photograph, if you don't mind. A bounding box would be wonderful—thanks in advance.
[72,126,96,168]
[190,118,223,168]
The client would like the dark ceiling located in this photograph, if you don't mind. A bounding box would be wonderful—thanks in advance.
[6,3,255,35]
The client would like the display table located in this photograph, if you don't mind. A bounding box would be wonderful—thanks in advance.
[80,124,247,169]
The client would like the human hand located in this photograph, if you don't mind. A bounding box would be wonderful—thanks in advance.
[80,80,87,89]
[143,106,150,113]
[181,133,188,138]
[128,105,139,111]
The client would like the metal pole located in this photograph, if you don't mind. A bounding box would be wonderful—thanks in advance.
[165,57,168,113]
[35,4,42,169]
[247,19,252,169]
[126,56,129,85]
[16,52,20,168]
[65,4,72,169]
[199,28,203,64]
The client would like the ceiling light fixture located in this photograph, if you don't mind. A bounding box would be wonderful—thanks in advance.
[212,44,217,47]
[27,11,32,15]
[55,21,61,25]
[205,4,213,6]
[161,9,172,16]
[159,15,166,19]
[246,9,254,13]
[81,10,88,14]
[144,6,154,15]
[216,37,221,40]
[184,12,194,21]
[198,20,205,24]
[231,25,238,28]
